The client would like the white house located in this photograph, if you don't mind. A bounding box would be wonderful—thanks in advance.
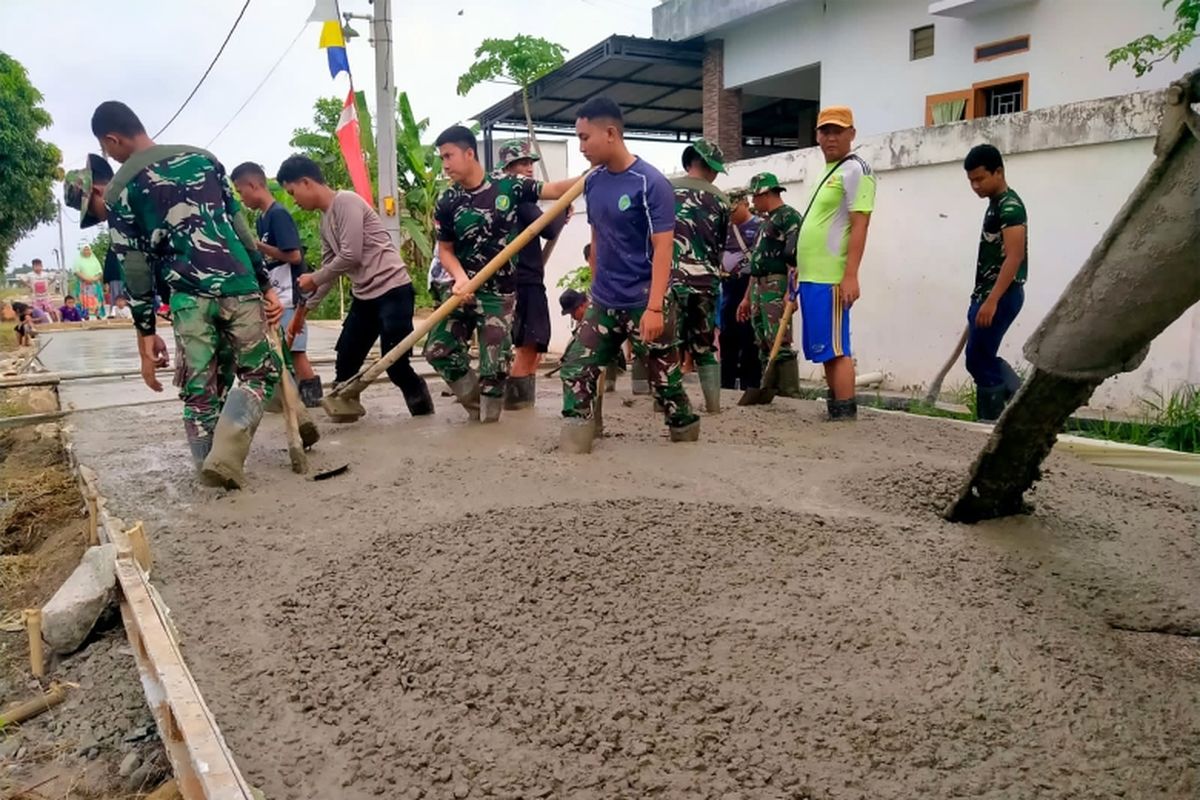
[629,0,1200,411]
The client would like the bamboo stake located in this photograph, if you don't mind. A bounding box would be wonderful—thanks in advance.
[0,683,67,729]
[25,608,44,679]
[126,521,153,574]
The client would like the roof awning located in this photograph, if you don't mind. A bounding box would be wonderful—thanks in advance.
[474,35,706,166]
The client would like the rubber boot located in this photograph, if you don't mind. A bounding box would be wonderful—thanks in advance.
[504,376,535,411]
[776,358,803,398]
[975,384,1008,422]
[403,379,435,417]
[560,417,595,454]
[449,370,481,421]
[188,433,226,487]
[668,418,701,443]
[631,357,651,395]
[999,359,1022,400]
[604,363,618,393]
[697,363,721,413]
[200,386,264,489]
[298,376,324,409]
[263,386,283,414]
[480,394,504,423]
[826,397,858,421]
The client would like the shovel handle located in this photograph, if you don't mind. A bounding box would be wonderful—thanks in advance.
[763,298,796,370]
[331,172,591,398]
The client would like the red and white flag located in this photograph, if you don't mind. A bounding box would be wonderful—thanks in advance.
[337,90,373,205]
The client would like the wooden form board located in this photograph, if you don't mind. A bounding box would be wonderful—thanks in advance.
[73,463,256,800]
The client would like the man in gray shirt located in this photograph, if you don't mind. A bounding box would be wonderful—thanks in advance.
[277,155,433,416]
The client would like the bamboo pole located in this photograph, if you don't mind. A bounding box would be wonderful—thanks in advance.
[25,608,44,679]
[0,683,67,729]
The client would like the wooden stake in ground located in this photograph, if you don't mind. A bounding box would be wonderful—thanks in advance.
[267,329,308,475]
[322,172,591,423]
[25,608,44,679]
[126,521,153,574]
[924,325,969,406]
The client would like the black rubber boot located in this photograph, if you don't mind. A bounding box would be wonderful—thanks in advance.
[999,359,1022,399]
[631,357,651,395]
[668,418,701,442]
[826,397,858,421]
[403,379,435,416]
[975,384,1008,422]
[776,358,803,398]
[504,376,535,410]
[560,417,595,454]
[298,376,324,408]
[200,387,264,489]
[449,370,481,421]
[698,363,721,413]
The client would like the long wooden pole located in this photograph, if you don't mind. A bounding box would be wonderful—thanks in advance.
[923,325,969,406]
[327,172,590,402]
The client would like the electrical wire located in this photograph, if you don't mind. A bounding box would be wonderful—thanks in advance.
[205,23,307,148]
[153,0,254,139]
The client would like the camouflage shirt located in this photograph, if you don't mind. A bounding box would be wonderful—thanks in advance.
[434,172,543,294]
[105,145,269,335]
[974,188,1028,301]
[749,203,802,277]
[670,175,731,287]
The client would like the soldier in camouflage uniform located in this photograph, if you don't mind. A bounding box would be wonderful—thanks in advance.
[74,101,282,489]
[430,126,576,422]
[670,138,731,413]
[736,172,803,397]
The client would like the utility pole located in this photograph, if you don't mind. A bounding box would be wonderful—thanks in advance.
[372,0,401,247]
[56,200,66,270]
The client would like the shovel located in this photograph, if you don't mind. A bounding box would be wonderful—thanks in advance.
[267,328,308,474]
[738,298,795,406]
[322,172,591,423]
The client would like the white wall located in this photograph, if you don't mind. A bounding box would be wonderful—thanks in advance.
[720,0,1200,137]
[720,89,1199,412]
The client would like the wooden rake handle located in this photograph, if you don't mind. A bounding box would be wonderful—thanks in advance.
[764,298,797,369]
[330,172,591,398]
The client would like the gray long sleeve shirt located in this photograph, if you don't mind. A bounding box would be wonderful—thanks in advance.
[308,191,411,308]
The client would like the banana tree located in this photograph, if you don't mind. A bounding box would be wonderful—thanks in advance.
[456,35,567,181]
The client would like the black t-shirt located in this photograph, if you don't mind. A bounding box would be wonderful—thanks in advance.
[514,202,566,286]
[256,201,304,307]
[102,248,122,282]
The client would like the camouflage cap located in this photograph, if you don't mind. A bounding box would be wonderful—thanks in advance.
[727,186,750,202]
[749,171,786,195]
[690,138,727,174]
[498,139,541,169]
[63,154,112,229]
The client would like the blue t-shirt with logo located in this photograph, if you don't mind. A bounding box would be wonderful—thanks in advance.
[586,157,675,310]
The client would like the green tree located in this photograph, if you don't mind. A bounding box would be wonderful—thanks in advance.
[88,230,111,265]
[0,53,62,273]
[456,35,567,181]
[1108,0,1199,76]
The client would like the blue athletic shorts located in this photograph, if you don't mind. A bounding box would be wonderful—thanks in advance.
[798,282,851,363]
[281,307,309,353]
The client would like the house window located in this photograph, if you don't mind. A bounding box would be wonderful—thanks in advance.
[975,35,1031,62]
[974,74,1028,117]
[911,25,935,60]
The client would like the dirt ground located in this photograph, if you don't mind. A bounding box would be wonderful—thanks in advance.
[0,390,166,799]
[66,378,1200,800]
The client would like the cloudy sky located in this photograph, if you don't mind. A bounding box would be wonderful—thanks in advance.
[2,0,666,271]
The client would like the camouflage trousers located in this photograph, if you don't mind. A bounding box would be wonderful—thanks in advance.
[560,300,697,428]
[750,274,797,365]
[670,279,719,368]
[171,293,278,441]
[424,289,515,398]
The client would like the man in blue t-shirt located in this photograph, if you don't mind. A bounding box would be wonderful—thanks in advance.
[558,97,699,453]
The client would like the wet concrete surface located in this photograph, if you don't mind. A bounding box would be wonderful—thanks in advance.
[64,377,1200,800]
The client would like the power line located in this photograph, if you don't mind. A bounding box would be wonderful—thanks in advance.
[205,23,307,148]
[153,0,254,139]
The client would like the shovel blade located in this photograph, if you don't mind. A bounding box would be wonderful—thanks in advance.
[738,362,780,406]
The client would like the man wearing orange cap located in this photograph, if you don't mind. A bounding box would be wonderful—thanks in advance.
[795,106,876,420]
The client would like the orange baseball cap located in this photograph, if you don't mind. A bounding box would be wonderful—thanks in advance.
[817,106,855,129]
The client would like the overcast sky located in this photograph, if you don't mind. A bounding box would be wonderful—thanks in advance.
[2,0,666,271]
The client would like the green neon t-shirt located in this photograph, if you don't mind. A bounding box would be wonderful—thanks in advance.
[796,155,876,284]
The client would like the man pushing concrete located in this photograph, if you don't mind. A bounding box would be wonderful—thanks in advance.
[558,97,699,453]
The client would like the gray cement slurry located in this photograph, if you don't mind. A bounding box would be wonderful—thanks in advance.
[68,380,1200,800]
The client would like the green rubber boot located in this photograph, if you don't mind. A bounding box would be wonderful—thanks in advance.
[449,370,481,421]
[776,357,803,398]
[698,363,722,413]
[560,417,595,454]
[200,387,264,489]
